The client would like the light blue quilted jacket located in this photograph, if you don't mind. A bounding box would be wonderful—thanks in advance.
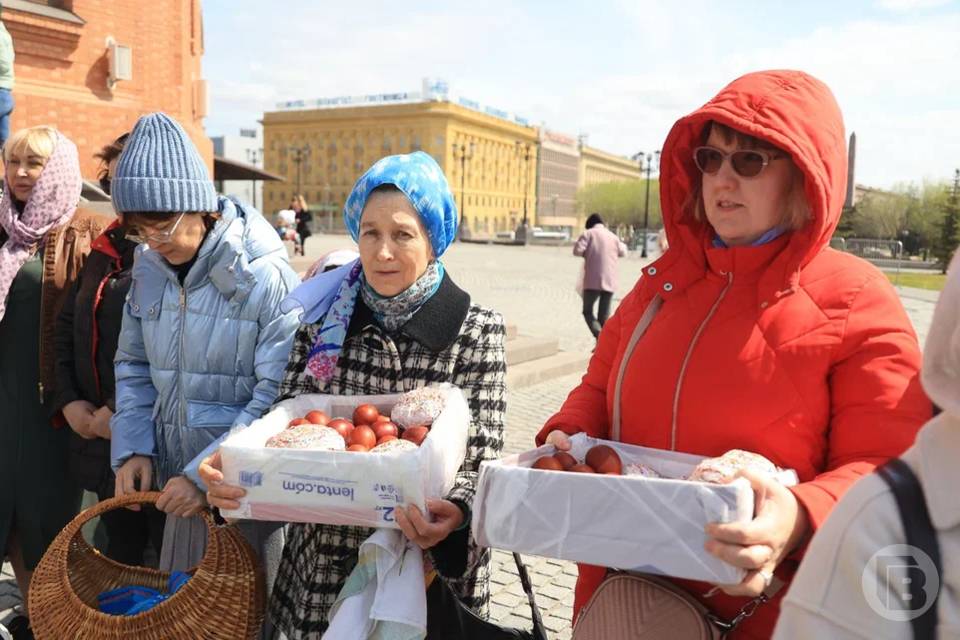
[110,197,300,490]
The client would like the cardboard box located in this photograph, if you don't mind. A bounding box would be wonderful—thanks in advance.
[219,386,469,529]
[472,434,795,584]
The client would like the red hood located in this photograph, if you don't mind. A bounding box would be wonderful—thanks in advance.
[653,70,847,302]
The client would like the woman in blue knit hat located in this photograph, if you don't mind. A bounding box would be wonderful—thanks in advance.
[108,113,301,632]
[200,151,508,638]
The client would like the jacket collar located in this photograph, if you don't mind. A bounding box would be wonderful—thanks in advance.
[92,221,121,260]
[92,219,137,265]
[704,233,791,284]
[346,271,470,352]
[133,198,258,307]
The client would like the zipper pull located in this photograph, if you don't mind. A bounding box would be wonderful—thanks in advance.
[179,287,186,308]
[38,381,44,403]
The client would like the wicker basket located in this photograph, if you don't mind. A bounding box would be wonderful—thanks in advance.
[28,491,265,639]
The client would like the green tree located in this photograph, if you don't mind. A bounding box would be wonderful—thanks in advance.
[835,205,856,238]
[851,190,908,239]
[901,180,949,257]
[576,180,661,229]
[835,180,949,257]
[933,170,960,273]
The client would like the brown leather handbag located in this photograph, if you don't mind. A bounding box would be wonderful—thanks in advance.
[572,571,774,640]
[571,297,775,640]
[573,573,721,639]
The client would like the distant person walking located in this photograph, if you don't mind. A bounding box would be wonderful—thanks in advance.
[291,194,312,256]
[0,14,15,149]
[574,213,627,339]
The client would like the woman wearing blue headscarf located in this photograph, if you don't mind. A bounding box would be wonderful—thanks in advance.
[201,152,507,637]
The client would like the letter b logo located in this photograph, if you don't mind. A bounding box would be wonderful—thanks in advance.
[863,545,939,621]
[875,554,927,611]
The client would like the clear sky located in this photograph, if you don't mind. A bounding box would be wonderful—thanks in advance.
[203,0,960,189]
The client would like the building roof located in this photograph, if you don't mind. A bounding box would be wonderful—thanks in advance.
[213,155,285,182]
[580,144,639,171]
[263,100,537,141]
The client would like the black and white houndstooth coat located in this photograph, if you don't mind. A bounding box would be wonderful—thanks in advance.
[269,273,507,638]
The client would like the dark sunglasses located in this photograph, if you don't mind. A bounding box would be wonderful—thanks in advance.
[693,146,786,178]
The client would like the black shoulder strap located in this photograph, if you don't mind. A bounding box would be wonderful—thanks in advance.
[513,553,548,640]
[875,458,941,640]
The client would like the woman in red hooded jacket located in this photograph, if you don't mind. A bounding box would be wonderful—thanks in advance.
[537,70,931,638]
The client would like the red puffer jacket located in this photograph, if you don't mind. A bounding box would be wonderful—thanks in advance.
[536,70,931,639]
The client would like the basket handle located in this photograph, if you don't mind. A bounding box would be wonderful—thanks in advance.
[63,491,215,538]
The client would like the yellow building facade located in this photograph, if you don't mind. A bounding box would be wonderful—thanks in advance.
[579,145,641,188]
[262,101,538,237]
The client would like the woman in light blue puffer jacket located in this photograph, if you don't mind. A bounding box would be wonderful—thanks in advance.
[108,114,299,622]
[112,196,299,496]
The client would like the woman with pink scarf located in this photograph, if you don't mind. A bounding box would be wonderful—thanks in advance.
[0,125,109,638]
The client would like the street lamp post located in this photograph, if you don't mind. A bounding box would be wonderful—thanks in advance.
[286,144,310,198]
[246,147,263,210]
[633,150,661,258]
[452,141,475,239]
[323,183,332,232]
[515,141,533,243]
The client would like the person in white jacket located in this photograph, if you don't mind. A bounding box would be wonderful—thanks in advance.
[774,250,960,639]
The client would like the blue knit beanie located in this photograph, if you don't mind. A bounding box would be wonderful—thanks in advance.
[111,112,218,214]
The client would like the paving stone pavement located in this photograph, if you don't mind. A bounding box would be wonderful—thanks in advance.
[1,237,938,637]
[897,287,936,348]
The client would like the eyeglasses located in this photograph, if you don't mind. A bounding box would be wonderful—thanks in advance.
[125,212,187,245]
[693,146,786,178]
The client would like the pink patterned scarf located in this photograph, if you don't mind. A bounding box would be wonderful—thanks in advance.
[0,132,82,322]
